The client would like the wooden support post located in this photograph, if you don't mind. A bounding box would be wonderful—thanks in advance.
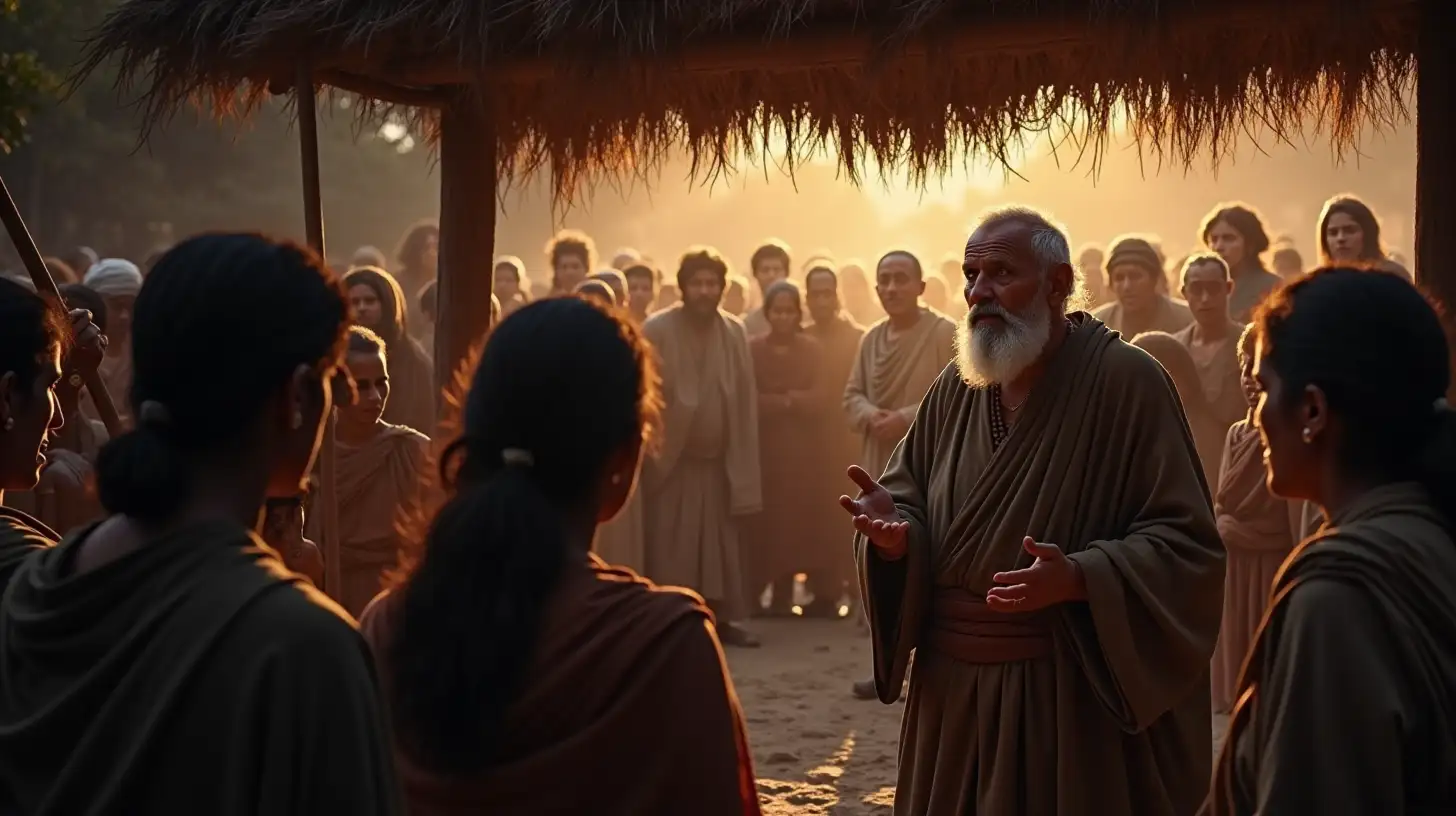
[1416,0,1454,313]
[296,64,343,600]
[434,99,498,405]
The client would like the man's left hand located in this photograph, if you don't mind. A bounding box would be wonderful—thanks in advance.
[986,537,1085,613]
[871,411,910,441]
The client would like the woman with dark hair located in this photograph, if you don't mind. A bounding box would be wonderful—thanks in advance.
[305,326,430,617]
[1207,325,1298,714]
[0,279,103,582]
[1130,331,1224,487]
[1317,194,1411,279]
[747,281,829,614]
[1204,268,1456,815]
[0,234,400,815]
[344,266,436,435]
[360,298,760,815]
[1199,202,1281,322]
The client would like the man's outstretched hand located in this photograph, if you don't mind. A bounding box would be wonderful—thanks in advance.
[986,536,1086,612]
[839,465,908,561]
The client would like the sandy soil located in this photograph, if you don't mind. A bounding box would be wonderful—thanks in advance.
[725,619,1231,815]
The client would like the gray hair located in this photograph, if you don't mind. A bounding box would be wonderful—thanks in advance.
[970,205,1087,310]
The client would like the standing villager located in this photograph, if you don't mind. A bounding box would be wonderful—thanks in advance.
[305,327,430,617]
[546,230,595,294]
[1200,203,1280,322]
[589,269,629,306]
[844,250,955,481]
[394,220,439,337]
[743,241,792,338]
[360,298,760,816]
[1271,246,1303,281]
[1207,325,1298,714]
[0,280,104,582]
[493,256,528,316]
[81,258,144,428]
[746,281,824,614]
[1174,253,1248,432]
[838,261,881,327]
[1091,236,1193,337]
[1316,194,1411,279]
[844,206,1223,815]
[0,233,400,815]
[575,278,617,309]
[589,265,648,573]
[1206,268,1456,814]
[1076,244,1109,308]
[623,263,660,323]
[641,248,762,648]
[344,266,437,436]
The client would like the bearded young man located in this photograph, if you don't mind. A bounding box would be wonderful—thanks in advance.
[840,206,1225,815]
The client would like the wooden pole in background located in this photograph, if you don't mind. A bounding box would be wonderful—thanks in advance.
[0,174,125,437]
[296,64,343,600]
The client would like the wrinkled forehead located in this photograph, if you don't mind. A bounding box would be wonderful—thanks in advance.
[963,221,1035,266]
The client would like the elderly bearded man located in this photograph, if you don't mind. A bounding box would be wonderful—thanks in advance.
[840,206,1225,815]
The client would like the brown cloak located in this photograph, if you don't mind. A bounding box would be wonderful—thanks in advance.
[1208,421,1296,712]
[1173,320,1248,432]
[0,521,400,815]
[641,306,761,613]
[1206,483,1456,815]
[359,554,761,816]
[307,422,430,617]
[844,308,956,478]
[860,313,1225,816]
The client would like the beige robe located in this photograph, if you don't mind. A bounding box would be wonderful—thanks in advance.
[594,491,645,574]
[1174,320,1248,432]
[1209,421,1298,713]
[307,422,430,617]
[860,313,1225,815]
[641,307,762,617]
[844,309,956,478]
[1092,296,1194,338]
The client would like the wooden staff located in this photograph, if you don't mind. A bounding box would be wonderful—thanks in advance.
[296,64,343,600]
[0,174,125,437]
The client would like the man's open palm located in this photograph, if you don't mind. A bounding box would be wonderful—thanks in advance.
[839,465,909,559]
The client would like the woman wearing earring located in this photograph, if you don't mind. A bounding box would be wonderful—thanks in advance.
[359,297,762,815]
[1204,268,1456,814]
[0,234,400,814]
[0,278,105,584]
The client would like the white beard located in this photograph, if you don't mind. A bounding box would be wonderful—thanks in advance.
[955,291,1053,388]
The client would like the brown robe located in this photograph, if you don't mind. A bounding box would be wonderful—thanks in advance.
[808,313,867,472]
[844,308,956,478]
[359,554,762,816]
[0,506,56,588]
[1226,263,1281,324]
[860,313,1225,815]
[1208,421,1297,713]
[641,306,762,617]
[1092,295,1194,338]
[1174,320,1248,432]
[1206,483,1456,814]
[307,422,430,617]
[0,521,400,814]
[746,332,825,599]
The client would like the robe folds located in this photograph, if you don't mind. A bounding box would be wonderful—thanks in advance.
[1208,421,1297,712]
[306,422,430,617]
[844,308,956,479]
[1173,320,1248,432]
[0,507,56,588]
[0,521,400,815]
[360,553,761,816]
[641,306,762,615]
[858,313,1225,816]
[1205,483,1456,815]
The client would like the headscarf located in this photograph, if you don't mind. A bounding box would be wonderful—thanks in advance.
[83,259,144,298]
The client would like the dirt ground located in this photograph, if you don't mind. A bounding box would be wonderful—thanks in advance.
[724,619,1231,815]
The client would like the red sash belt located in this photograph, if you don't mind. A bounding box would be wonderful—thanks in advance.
[924,587,1054,664]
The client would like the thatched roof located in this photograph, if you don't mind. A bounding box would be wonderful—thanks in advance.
[81,0,1418,195]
